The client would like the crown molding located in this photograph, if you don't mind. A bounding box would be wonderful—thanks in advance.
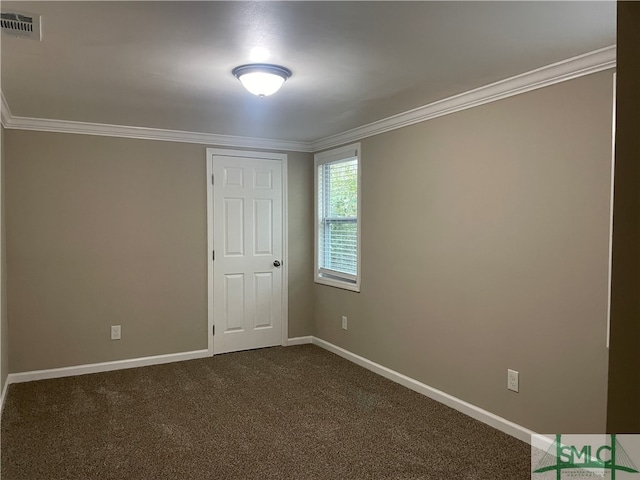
[2,115,313,153]
[310,45,616,152]
[1,45,615,153]
[1,90,12,128]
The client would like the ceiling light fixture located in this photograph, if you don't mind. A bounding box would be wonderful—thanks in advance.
[232,64,292,97]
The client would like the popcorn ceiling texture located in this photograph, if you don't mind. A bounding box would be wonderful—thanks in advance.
[1,345,530,479]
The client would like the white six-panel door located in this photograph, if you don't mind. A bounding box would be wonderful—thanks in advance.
[211,153,284,354]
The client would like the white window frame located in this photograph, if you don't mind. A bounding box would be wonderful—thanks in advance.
[314,143,361,292]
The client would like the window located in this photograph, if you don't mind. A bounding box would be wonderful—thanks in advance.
[314,143,361,292]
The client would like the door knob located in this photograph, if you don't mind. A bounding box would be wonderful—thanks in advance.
[273,260,281,267]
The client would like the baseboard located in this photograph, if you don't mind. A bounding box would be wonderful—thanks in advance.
[6,349,210,384]
[3,337,536,444]
[311,336,537,444]
[0,379,9,415]
[286,336,313,346]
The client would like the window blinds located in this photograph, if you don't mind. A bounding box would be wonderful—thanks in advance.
[317,157,358,282]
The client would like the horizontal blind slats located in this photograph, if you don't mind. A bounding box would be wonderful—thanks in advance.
[318,157,358,278]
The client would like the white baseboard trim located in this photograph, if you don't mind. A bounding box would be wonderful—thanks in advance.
[286,336,314,346]
[6,349,210,385]
[311,336,537,444]
[3,338,536,444]
[0,379,9,415]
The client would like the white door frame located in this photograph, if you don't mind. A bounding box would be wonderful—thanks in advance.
[206,147,289,356]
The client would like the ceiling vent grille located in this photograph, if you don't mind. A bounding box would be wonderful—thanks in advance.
[1,12,41,40]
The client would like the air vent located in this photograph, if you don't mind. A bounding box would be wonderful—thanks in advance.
[1,11,41,40]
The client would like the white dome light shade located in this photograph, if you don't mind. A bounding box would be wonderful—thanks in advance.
[238,71,284,96]
[232,64,292,97]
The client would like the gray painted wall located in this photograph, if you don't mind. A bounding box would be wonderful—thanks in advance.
[2,71,615,436]
[4,131,313,372]
[314,71,614,434]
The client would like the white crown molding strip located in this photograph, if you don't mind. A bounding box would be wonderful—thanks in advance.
[310,45,617,152]
[3,115,313,153]
[311,336,538,444]
[1,90,12,128]
[0,46,615,154]
[286,336,313,346]
[6,349,209,384]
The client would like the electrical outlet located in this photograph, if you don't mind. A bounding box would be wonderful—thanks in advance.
[507,369,519,392]
[111,325,121,340]
[341,316,348,330]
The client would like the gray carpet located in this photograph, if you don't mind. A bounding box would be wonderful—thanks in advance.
[1,345,531,479]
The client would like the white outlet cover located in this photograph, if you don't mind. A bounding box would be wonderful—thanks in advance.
[111,325,121,340]
[507,369,519,392]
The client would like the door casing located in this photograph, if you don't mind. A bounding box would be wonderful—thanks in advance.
[206,148,289,356]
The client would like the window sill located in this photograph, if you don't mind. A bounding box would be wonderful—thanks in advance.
[315,276,360,292]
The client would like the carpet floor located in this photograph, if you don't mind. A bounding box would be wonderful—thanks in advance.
[1,345,531,479]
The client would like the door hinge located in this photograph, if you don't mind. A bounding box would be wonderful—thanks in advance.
[211,174,214,185]
[212,325,215,336]
[212,250,215,261]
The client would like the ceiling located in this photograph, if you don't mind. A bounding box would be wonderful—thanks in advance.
[1,1,616,143]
